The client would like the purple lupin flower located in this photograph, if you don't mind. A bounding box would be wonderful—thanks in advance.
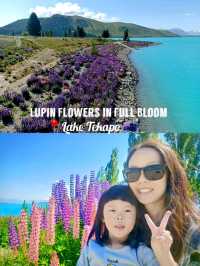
[52,180,64,222]
[59,180,67,200]
[80,175,88,220]
[0,107,13,125]
[41,209,47,230]
[70,174,74,203]
[8,220,19,250]
[52,183,60,222]
[75,175,81,201]
[52,183,62,223]
[94,181,101,201]
[21,117,52,133]
[61,195,71,232]
[52,179,72,228]
[57,180,72,231]
[101,181,110,193]
[82,175,88,201]
[89,171,96,186]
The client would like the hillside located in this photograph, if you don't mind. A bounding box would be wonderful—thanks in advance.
[0,14,177,37]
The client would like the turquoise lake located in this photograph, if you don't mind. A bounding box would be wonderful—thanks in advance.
[0,202,48,216]
[129,37,200,132]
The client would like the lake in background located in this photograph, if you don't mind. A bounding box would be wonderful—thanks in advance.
[129,37,200,131]
[0,202,48,216]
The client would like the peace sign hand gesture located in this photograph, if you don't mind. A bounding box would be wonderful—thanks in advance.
[145,210,175,265]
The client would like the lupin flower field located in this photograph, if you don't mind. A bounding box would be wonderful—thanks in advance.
[0,172,111,265]
[0,37,140,133]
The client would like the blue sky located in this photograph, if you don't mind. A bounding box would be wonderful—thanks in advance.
[0,0,200,31]
[0,134,129,201]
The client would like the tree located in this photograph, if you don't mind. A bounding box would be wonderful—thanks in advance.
[102,29,110,38]
[21,200,29,213]
[164,133,200,179]
[68,28,72,37]
[77,26,86,37]
[128,133,158,151]
[64,29,68,37]
[123,29,129,41]
[27,12,41,36]
[97,167,107,182]
[105,148,119,184]
[73,29,78,37]
[91,41,99,56]
[164,133,200,199]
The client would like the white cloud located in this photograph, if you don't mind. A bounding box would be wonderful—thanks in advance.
[29,1,120,22]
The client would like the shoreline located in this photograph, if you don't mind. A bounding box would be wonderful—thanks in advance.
[115,42,139,127]
[116,40,160,131]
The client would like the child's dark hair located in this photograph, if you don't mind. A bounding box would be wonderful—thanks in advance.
[88,184,140,248]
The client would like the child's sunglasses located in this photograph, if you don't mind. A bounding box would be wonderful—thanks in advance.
[123,164,166,182]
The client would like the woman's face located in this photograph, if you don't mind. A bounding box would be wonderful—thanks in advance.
[128,147,167,207]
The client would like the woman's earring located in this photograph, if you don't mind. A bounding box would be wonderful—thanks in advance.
[100,223,105,238]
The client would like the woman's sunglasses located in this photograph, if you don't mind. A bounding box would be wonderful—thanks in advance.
[123,164,166,182]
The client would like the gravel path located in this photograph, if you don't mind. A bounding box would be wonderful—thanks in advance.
[0,48,58,96]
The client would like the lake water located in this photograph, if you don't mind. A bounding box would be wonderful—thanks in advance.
[0,202,48,216]
[129,37,200,132]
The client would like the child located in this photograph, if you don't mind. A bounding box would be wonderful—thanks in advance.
[77,185,160,266]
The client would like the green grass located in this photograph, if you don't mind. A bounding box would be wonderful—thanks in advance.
[0,217,81,266]
[0,36,110,72]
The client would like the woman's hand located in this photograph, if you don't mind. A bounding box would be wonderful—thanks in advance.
[145,210,178,266]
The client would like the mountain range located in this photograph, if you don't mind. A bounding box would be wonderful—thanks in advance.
[170,28,200,36]
[0,14,177,37]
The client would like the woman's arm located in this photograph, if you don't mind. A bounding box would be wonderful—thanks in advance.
[156,252,178,266]
[150,230,178,266]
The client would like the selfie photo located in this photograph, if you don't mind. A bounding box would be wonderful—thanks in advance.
[0,133,200,265]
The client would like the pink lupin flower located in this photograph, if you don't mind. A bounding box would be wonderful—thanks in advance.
[73,199,80,239]
[18,210,28,252]
[88,199,98,241]
[81,225,90,249]
[90,200,97,229]
[50,251,60,266]
[84,184,95,225]
[30,201,36,224]
[28,206,41,265]
[46,196,56,245]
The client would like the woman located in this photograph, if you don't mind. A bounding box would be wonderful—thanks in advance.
[123,139,200,266]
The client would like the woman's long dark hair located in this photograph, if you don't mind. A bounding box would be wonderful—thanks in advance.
[125,139,200,263]
[88,185,140,248]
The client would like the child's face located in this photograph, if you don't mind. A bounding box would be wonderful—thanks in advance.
[103,200,136,244]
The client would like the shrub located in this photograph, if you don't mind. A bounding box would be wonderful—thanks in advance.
[0,107,13,125]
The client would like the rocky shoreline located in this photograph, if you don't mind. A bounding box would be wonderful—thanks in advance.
[115,40,160,131]
[114,42,139,130]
